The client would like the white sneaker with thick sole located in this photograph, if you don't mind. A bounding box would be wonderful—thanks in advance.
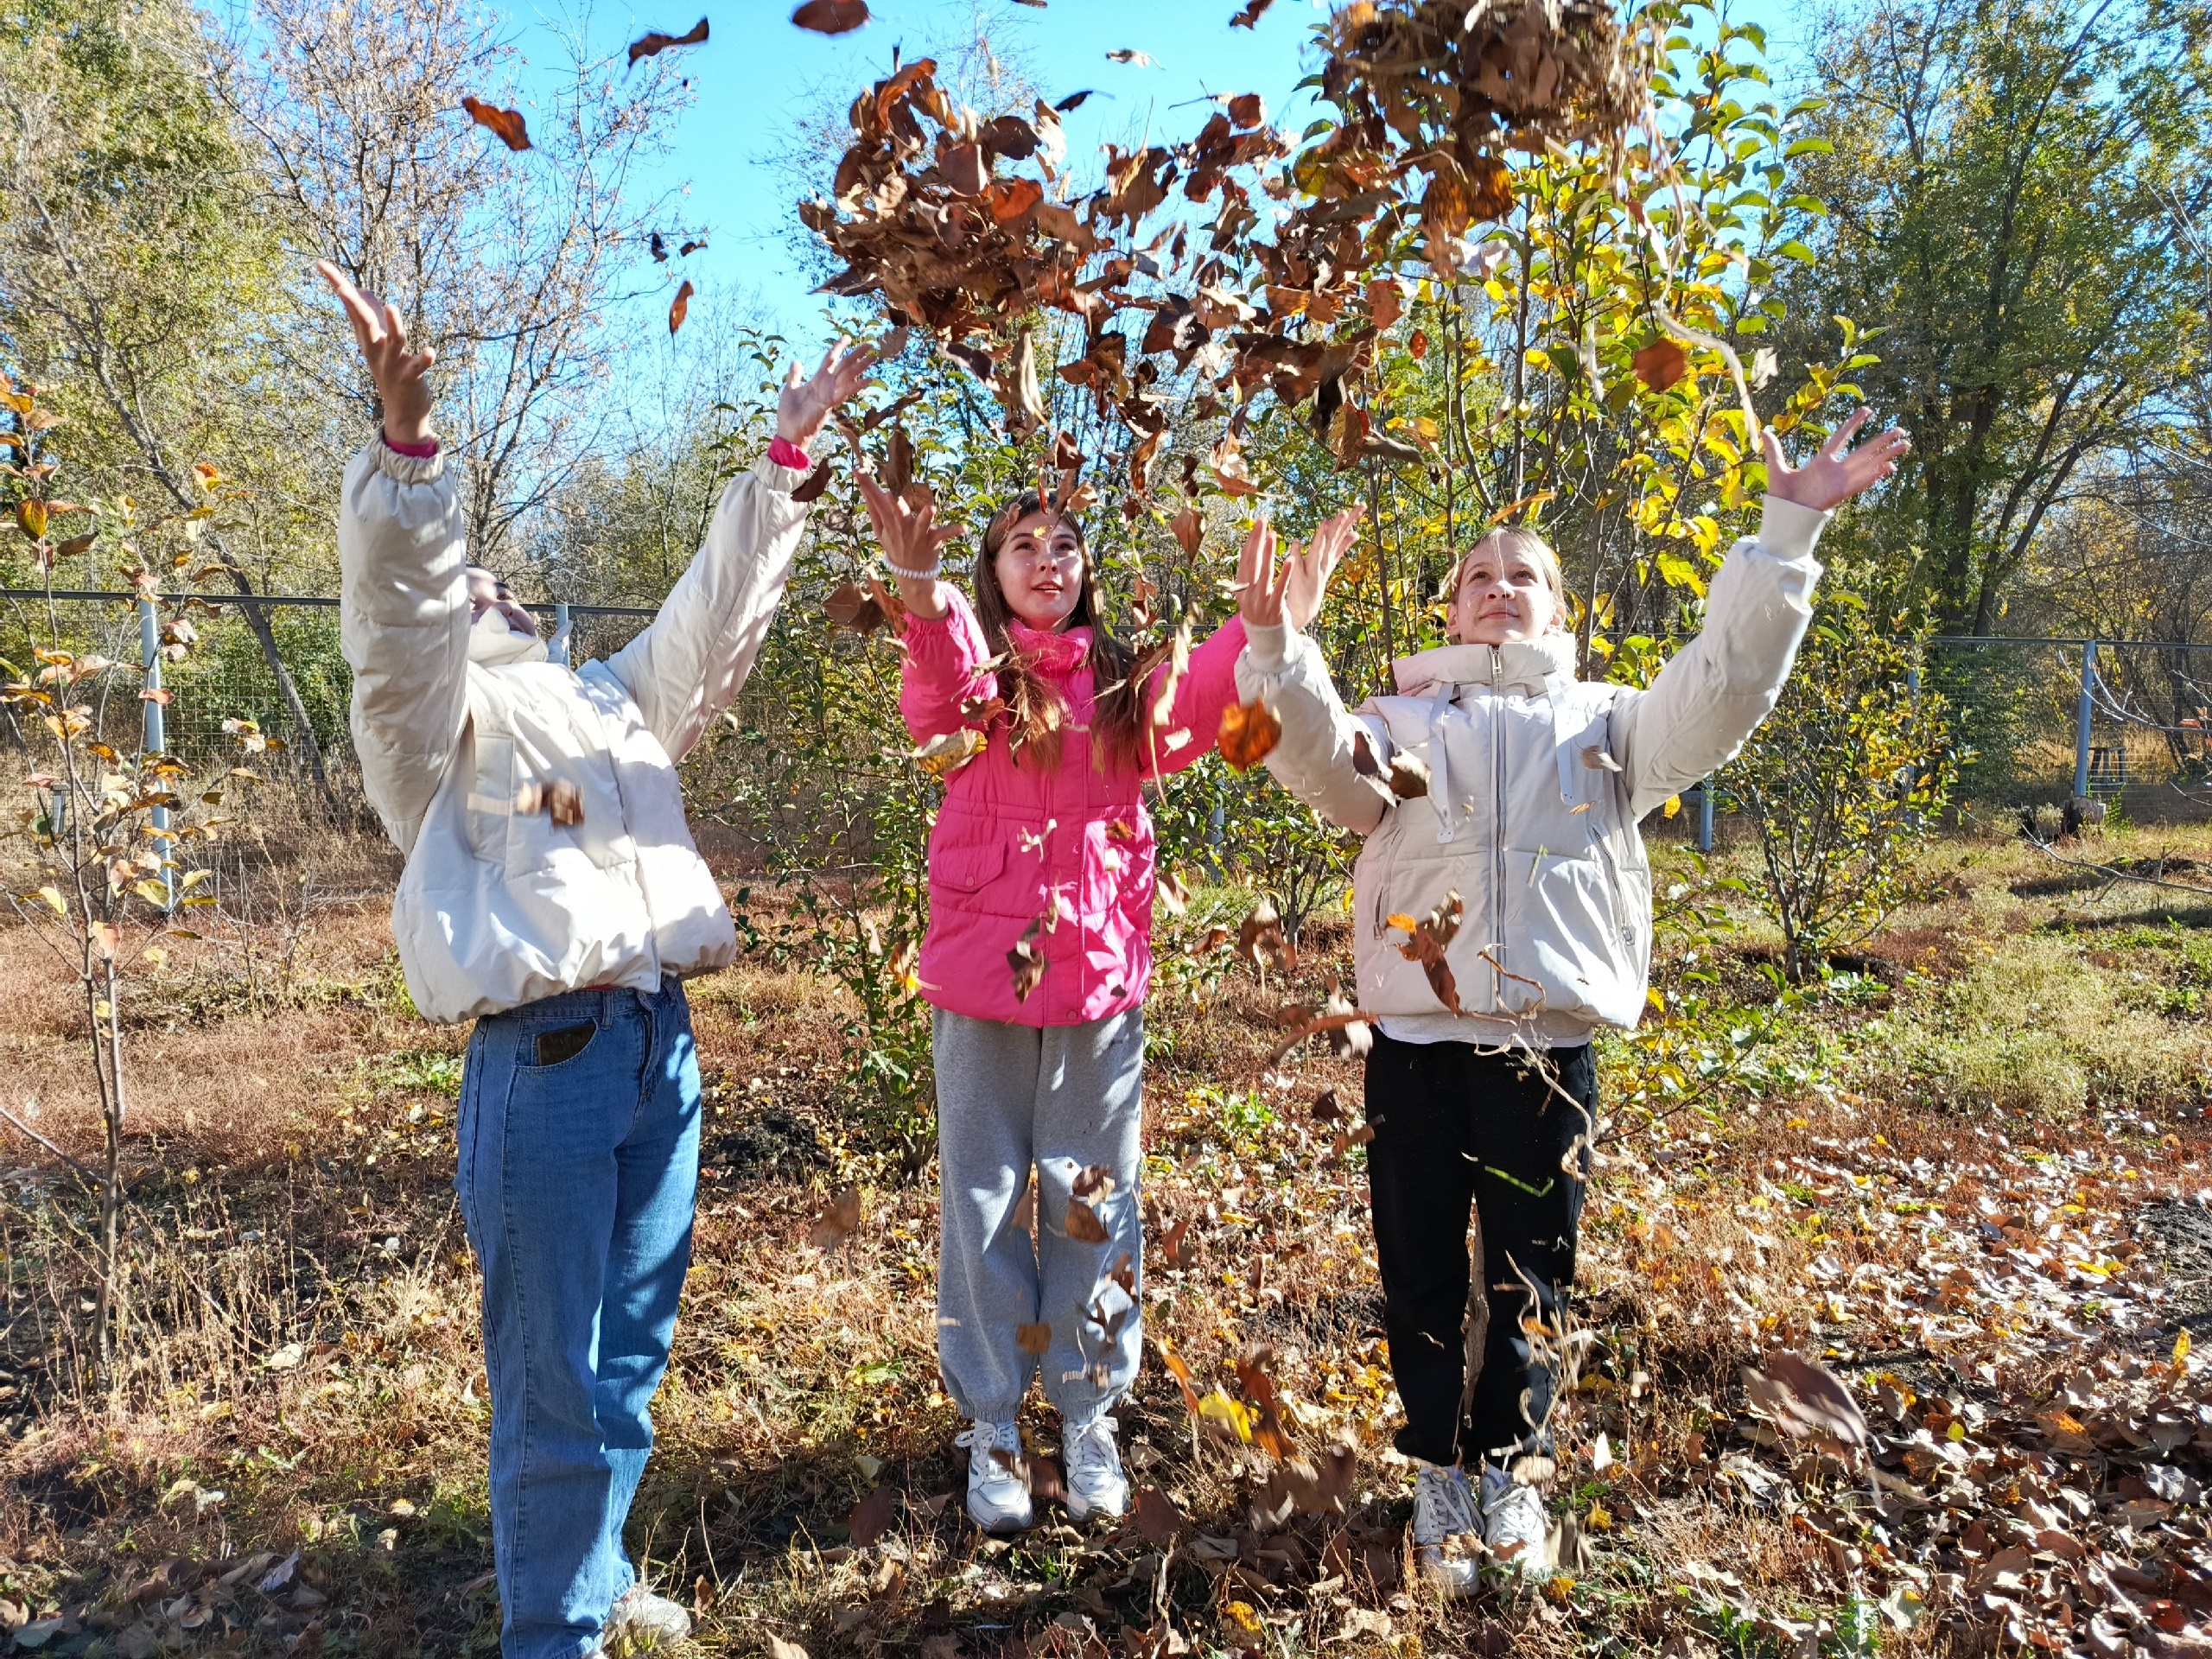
[955,1420,1034,1534]
[1478,1463,1552,1577]
[1410,1462,1484,1598]
[1063,1414,1129,1522]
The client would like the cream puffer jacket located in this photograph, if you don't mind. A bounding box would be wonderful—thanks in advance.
[1235,496,1829,1048]
[339,436,810,1023]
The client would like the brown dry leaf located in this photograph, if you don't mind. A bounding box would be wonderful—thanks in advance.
[1016,1321,1052,1356]
[1632,338,1688,393]
[1217,698,1281,772]
[1312,1087,1345,1125]
[1367,277,1402,331]
[1007,913,1049,1001]
[1171,505,1203,557]
[1230,0,1274,22]
[1134,1485,1184,1545]
[461,96,531,151]
[849,1484,896,1546]
[1065,1197,1110,1244]
[808,1186,863,1250]
[668,280,695,335]
[1387,751,1431,799]
[1233,1350,1293,1457]
[626,16,707,66]
[691,1574,715,1615]
[767,1639,810,1659]
[1236,899,1296,976]
[1010,1177,1036,1232]
[825,580,887,634]
[1408,327,1428,360]
[1157,869,1190,917]
[1386,892,1463,1013]
[1156,1340,1203,1414]
[545,780,584,827]
[1192,923,1230,956]
[1743,1351,1870,1452]
[791,457,836,503]
[792,0,869,32]
[1227,92,1265,129]
[1209,433,1262,497]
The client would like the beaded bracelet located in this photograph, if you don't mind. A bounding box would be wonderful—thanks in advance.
[888,561,944,582]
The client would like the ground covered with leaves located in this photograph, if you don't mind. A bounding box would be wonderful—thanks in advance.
[8,826,2212,1658]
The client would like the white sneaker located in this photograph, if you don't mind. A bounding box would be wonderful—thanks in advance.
[1410,1462,1483,1598]
[1063,1414,1129,1522]
[955,1420,1034,1534]
[1478,1463,1552,1577]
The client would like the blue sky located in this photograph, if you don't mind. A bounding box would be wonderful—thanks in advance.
[518,0,1809,353]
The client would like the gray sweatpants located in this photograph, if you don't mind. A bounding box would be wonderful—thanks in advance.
[932,1007,1145,1424]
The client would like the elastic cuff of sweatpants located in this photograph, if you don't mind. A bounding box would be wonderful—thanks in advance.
[1047,1389,1125,1427]
[961,1400,1027,1426]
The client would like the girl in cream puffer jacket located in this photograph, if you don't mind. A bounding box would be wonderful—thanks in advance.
[1231,411,1910,1593]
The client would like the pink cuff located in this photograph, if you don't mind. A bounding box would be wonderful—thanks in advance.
[383,432,440,459]
[767,436,811,472]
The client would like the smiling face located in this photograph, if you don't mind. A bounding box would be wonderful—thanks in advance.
[466,565,539,637]
[1448,531,1561,646]
[990,509,1087,632]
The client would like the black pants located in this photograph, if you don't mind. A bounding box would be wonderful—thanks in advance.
[1364,1033,1595,1468]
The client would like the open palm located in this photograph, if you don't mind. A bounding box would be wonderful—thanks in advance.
[316,259,436,447]
[1763,408,1911,512]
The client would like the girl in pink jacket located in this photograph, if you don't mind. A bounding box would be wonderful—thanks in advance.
[857,474,1357,1532]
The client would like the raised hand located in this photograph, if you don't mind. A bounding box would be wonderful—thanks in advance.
[1762,408,1911,512]
[1234,518,1291,629]
[315,259,436,448]
[857,470,957,621]
[1282,505,1364,633]
[777,339,876,454]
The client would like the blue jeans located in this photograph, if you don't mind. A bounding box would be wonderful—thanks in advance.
[456,977,701,1659]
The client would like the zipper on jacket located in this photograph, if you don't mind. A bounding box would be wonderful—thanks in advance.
[1489,647,1506,1010]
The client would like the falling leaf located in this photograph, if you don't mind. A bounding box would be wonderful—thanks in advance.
[792,0,869,32]
[1217,698,1281,772]
[1227,92,1265,129]
[1105,48,1154,67]
[626,16,707,66]
[1742,1351,1870,1452]
[1662,793,1681,819]
[1632,338,1688,393]
[668,280,694,334]
[1158,869,1190,917]
[1387,751,1430,798]
[650,232,669,262]
[1229,0,1274,23]
[1386,893,1463,1013]
[1209,433,1261,497]
[1016,1322,1052,1356]
[849,1484,895,1545]
[914,728,987,777]
[680,238,707,256]
[1008,913,1049,1001]
[791,457,836,503]
[1065,1164,1113,1243]
[825,580,888,634]
[1054,89,1097,111]
[546,781,583,826]
[1157,1340,1203,1414]
[1171,505,1203,557]
[809,1187,862,1249]
[1408,327,1428,359]
[461,96,531,151]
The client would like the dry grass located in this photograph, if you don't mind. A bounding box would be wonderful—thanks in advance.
[4,817,2212,1657]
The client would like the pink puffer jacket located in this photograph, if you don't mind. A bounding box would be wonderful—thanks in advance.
[901,589,1247,1027]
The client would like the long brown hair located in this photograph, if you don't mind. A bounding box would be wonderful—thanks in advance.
[971,493,1147,773]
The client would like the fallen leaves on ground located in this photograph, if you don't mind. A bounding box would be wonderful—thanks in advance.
[807,1186,862,1249]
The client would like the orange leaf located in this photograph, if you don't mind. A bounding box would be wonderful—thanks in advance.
[1633,338,1688,392]
[1217,698,1281,772]
[461,96,531,151]
[669,280,695,335]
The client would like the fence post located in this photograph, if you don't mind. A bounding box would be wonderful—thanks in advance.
[2074,639,2097,799]
[137,597,175,909]
[1905,660,1922,830]
[1697,779,1714,854]
[552,602,571,668]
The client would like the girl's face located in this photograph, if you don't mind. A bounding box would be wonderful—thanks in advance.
[993,510,1086,632]
[467,566,538,637]
[1449,540,1557,645]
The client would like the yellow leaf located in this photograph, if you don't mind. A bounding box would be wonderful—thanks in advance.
[1198,1389,1253,1441]
[1385,912,1417,934]
[36,884,67,917]
[130,880,169,906]
[1586,1501,1612,1530]
[2177,1329,2192,1370]
[1662,794,1681,819]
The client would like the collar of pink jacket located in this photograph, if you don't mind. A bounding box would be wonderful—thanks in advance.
[1007,620,1090,672]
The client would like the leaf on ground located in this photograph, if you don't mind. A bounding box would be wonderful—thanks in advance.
[767,1639,810,1659]
[849,1484,896,1545]
[1743,1351,1870,1452]
[808,1186,862,1250]
[1134,1484,1184,1544]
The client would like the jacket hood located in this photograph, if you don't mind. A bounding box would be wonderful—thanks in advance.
[1393,632,1578,698]
[467,609,549,668]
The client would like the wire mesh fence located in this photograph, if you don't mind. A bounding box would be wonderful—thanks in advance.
[12,584,2212,833]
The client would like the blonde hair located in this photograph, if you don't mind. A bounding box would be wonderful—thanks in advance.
[1447,527,1565,609]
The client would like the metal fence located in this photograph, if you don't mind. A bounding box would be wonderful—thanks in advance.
[11,586,2212,836]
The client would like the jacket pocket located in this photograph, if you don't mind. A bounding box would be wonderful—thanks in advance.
[929,837,1008,894]
[1510,852,1643,1026]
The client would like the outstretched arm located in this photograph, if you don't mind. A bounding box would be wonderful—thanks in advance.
[319,261,468,855]
[1228,510,1389,830]
[608,340,874,760]
[1616,410,1910,817]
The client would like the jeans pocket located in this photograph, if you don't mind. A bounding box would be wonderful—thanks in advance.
[528,1021,599,1068]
